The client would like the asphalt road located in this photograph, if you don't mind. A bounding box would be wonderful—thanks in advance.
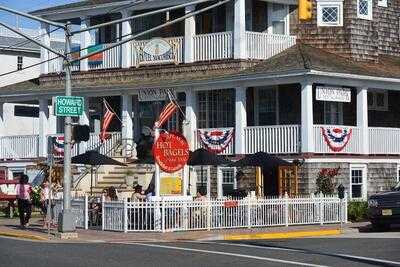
[0,237,399,267]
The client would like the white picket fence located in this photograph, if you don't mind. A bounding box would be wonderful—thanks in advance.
[53,196,88,229]
[102,194,347,233]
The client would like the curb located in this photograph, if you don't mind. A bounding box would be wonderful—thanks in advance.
[0,231,48,241]
[224,229,342,241]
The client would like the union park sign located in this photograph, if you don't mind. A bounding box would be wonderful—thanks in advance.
[53,96,84,117]
[153,131,189,173]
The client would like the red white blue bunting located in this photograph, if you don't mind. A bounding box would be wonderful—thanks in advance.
[321,127,352,152]
[197,128,234,153]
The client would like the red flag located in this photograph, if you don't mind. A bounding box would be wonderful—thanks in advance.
[100,101,115,142]
[154,101,178,129]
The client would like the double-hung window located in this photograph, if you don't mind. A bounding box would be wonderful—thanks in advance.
[357,0,372,20]
[17,56,23,70]
[350,165,367,200]
[218,167,237,197]
[317,0,343,27]
[368,90,388,111]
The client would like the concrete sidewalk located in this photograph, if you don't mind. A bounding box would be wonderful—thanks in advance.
[0,217,360,243]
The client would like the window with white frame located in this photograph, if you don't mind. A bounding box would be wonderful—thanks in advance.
[267,3,289,35]
[368,90,388,111]
[194,167,208,195]
[219,167,237,196]
[317,0,343,27]
[350,165,367,199]
[357,0,372,20]
[17,56,23,70]
[378,0,387,7]
[254,87,278,126]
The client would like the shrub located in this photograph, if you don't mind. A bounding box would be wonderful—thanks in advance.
[316,167,339,195]
[347,201,368,222]
[31,186,42,208]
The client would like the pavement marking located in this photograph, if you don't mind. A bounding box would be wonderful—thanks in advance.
[193,241,400,266]
[224,229,341,240]
[119,241,330,267]
[0,231,48,241]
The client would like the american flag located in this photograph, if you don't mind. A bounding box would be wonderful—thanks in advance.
[100,100,116,142]
[154,101,178,129]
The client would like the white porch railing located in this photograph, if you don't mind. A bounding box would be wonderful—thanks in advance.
[0,135,39,159]
[314,125,362,154]
[246,32,296,60]
[87,132,122,156]
[369,127,400,154]
[194,128,235,155]
[244,125,300,154]
[88,44,121,70]
[193,31,233,61]
[131,37,184,67]
[102,194,347,232]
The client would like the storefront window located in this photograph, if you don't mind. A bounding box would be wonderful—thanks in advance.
[197,89,235,128]
[324,102,343,125]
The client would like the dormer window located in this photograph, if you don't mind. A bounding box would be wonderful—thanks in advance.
[357,0,372,20]
[317,0,343,27]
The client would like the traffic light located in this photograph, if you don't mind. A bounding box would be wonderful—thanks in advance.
[72,125,90,143]
[299,0,312,21]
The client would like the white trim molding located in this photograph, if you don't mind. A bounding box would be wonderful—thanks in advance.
[317,0,343,27]
[349,164,368,200]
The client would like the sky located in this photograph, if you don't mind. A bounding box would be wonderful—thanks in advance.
[0,0,80,28]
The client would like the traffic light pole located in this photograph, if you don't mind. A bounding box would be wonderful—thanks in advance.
[59,23,75,232]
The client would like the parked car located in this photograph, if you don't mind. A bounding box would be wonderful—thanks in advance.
[368,181,400,230]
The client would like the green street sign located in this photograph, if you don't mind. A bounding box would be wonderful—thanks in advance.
[54,96,84,117]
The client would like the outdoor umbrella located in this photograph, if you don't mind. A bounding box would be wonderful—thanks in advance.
[230,151,291,196]
[71,150,127,195]
[187,148,232,197]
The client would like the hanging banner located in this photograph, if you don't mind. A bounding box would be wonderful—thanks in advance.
[198,128,234,153]
[153,131,189,173]
[135,38,178,66]
[321,127,352,152]
[87,44,104,65]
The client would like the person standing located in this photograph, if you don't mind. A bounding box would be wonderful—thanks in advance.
[40,180,50,227]
[15,174,32,228]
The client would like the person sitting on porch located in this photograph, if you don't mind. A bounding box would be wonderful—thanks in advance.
[107,186,118,201]
[131,185,146,201]
[144,184,155,200]
[194,189,207,201]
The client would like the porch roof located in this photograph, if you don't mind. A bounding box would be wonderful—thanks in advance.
[4,44,400,101]
[240,43,400,80]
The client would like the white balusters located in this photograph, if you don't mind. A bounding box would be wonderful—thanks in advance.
[246,31,296,60]
[193,31,233,61]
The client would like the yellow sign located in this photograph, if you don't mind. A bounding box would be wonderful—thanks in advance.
[160,176,182,195]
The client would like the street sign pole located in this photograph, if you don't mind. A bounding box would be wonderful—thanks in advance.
[59,23,75,232]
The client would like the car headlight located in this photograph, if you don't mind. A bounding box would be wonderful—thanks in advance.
[368,199,379,207]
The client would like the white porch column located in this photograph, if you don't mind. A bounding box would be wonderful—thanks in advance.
[132,95,140,141]
[40,23,50,74]
[301,82,314,153]
[357,87,369,154]
[184,89,197,150]
[80,17,91,71]
[235,87,247,155]
[38,99,49,158]
[233,0,247,59]
[121,10,132,68]
[184,5,196,63]
[79,97,90,154]
[121,94,133,157]
[0,103,5,137]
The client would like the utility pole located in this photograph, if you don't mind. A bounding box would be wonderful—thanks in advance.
[60,22,75,232]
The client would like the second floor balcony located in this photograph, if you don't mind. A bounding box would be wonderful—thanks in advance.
[37,0,297,74]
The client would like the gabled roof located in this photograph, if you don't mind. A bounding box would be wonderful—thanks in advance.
[241,43,400,79]
[0,36,66,53]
